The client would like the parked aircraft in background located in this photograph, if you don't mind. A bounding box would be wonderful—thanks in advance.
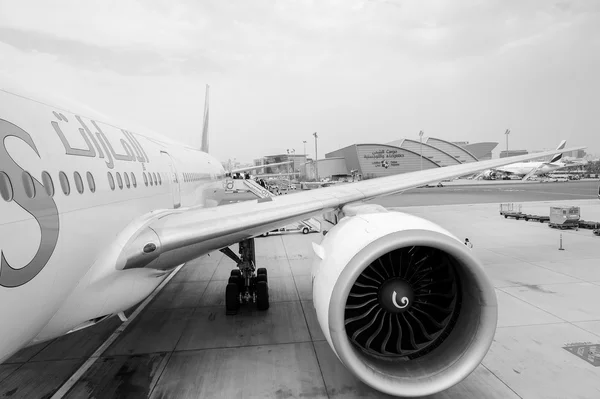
[0,84,585,397]
[476,140,584,180]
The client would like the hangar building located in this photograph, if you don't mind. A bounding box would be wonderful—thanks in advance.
[323,138,498,180]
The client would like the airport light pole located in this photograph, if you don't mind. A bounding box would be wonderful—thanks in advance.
[419,130,424,171]
[505,129,510,157]
[303,140,307,180]
[289,148,296,182]
[313,132,319,182]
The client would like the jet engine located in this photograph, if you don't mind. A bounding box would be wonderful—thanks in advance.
[311,210,497,397]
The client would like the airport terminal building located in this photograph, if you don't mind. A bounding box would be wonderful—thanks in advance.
[323,138,497,180]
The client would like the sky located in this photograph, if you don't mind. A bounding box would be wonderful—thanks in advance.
[0,0,598,163]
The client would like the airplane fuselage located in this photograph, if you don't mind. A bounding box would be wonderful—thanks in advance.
[496,161,563,176]
[0,89,225,362]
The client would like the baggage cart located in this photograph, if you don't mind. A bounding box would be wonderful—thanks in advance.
[500,203,522,215]
[548,206,580,230]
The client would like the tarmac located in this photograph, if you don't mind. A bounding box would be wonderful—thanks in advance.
[1,180,600,398]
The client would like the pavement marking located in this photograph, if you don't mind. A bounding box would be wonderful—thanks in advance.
[50,264,185,399]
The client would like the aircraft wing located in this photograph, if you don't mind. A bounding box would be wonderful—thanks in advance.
[231,161,292,174]
[117,146,585,272]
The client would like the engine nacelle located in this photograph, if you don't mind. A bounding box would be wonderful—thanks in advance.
[311,211,497,397]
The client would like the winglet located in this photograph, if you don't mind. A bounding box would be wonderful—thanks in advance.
[549,140,567,163]
[200,84,210,153]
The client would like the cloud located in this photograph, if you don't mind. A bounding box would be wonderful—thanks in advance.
[0,0,200,53]
[0,0,599,161]
[0,27,223,76]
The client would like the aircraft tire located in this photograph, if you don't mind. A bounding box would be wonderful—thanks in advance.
[256,281,269,311]
[257,268,267,277]
[225,283,240,315]
[230,269,241,277]
[256,274,267,283]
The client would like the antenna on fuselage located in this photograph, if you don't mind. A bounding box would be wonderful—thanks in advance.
[200,84,210,153]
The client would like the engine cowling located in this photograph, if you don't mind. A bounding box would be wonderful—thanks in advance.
[311,210,497,397]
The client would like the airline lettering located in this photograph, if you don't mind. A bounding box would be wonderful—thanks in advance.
[1,110,152,288]
[0,119,60,288]
[51,111,150,168]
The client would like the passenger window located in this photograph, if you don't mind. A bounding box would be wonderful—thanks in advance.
[74,171,84,194]
[124,172,130,188]
[87,172,96,193]
[143,172,148,186]
[59,171,70,195]
[42,171,54,197]
[116,172,123,189]
[131,172,137,188]
[108,172,115,191]
[0,171,13,201]
[158,173,162,185]
[22,171,36,199]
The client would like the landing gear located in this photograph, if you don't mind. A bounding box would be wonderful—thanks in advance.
[256,281,269,311]
[225,282,240,315]
[220,238,269,315]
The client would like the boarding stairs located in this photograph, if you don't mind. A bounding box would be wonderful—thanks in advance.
[522,167,540,181]
[227,179,321,233]
[242,179,273,198]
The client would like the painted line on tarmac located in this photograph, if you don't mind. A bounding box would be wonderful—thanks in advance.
[50,264,185,399]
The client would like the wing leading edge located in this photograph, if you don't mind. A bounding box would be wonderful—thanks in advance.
[117,146,585,272]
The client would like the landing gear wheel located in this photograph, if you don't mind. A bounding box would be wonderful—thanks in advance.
[302,227,309,234]
[256,274,267,283]
[228,275,244,291]
[225,283,240,315]
[256,281,269,311]
[257,268,267,277]
[230,269,241,277]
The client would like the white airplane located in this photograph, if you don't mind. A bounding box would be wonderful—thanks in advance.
[0,85,585,397]
[490,140,574,180]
